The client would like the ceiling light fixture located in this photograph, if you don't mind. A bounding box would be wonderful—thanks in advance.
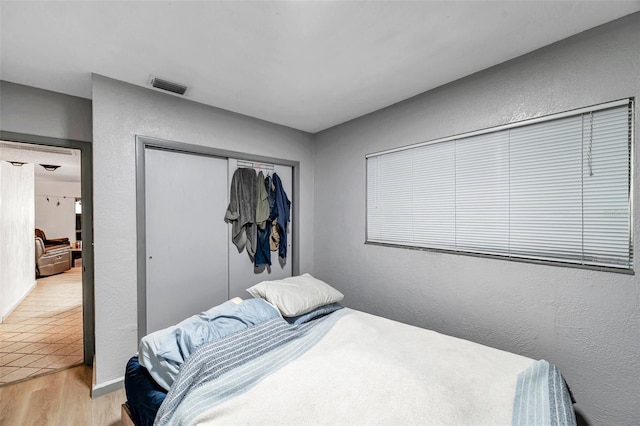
[40,164,61,171]
[9,161,25,166]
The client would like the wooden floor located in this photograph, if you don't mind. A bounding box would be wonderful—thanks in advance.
[0,264,83,385]
[0,364,125,426]
[0,262,126,425]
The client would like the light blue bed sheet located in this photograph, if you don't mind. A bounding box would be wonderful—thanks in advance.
[138,298,280,391]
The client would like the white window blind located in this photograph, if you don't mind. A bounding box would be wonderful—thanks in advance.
[366,100,633,271]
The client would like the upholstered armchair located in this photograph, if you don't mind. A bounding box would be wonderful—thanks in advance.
[35,236,71,277]
[35,228,70,248]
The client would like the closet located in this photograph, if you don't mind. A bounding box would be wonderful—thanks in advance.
[139,140,294,335]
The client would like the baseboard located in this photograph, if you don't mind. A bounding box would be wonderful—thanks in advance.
[1,280,37,323]
[92,375,124,398]
[91,356,125,397]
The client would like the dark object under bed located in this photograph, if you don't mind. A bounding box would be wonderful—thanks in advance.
[125,356,167,426]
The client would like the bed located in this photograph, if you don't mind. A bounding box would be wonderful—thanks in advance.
[124,274,576,426]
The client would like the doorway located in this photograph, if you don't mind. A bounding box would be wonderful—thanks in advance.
[0,131,93,386]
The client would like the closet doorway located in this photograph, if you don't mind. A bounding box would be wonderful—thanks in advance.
[137,137,299,339]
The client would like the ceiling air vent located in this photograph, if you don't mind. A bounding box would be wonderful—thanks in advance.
[149,76,188,95]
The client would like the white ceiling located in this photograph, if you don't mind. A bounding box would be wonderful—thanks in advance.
[1,1,639,133]
[0,141,81,183]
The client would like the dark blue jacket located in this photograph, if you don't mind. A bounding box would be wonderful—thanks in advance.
[272,173,291,259]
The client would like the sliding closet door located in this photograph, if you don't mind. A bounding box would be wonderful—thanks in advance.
[145,148,229,333]
[227,159,293,298]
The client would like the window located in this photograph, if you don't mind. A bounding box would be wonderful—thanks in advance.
[366,99,633,272]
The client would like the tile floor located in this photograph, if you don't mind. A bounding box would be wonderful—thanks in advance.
[0,264,83,386]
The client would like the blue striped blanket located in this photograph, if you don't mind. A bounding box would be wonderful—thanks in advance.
[154,309,348,426]
[512,360,577,426]
[153,308,575,426]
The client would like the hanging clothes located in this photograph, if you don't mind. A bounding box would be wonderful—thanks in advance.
[271,173,291,259]
[264,173,281,255]
[269,220,281,252]
[254,172,272,267]
[255,171,270,230]
[255,221,272,267]
[224,167,257,256]
[265,174,277,221]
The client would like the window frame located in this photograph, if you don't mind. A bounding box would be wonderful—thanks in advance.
[365,98,634,274]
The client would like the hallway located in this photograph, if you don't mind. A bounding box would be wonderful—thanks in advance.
[0,264,83,386]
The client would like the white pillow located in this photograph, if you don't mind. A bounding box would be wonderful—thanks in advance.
[247,273,344,317]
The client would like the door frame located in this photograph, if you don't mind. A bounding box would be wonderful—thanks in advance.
[135,135,300,341]
[0,130,95,365]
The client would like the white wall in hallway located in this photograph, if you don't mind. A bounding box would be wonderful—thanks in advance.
[35,180,81,244]
[0,162,35,321]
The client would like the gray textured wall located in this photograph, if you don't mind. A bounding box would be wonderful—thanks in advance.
[92,75,315,388]
[0,81,92,142]
[313,13,640,425]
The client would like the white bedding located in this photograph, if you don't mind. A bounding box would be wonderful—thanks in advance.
[188,310,534,425]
